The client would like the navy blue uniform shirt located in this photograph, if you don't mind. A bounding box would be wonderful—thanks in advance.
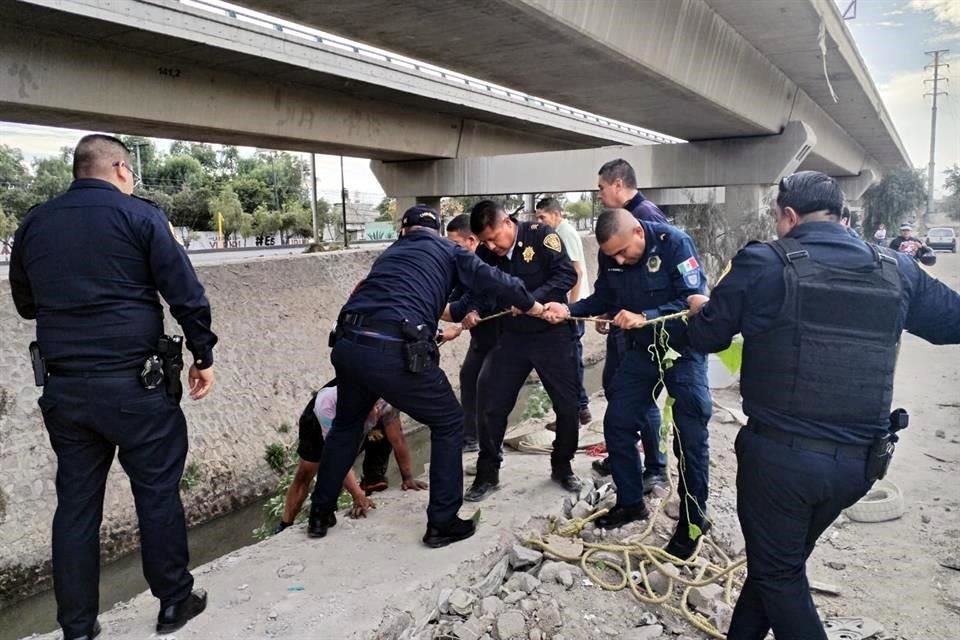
[625,191,668,224]
[687,221,960,443]
[343,229,534,332]
[9,179,217,372]
[570,221,706,350]
[476,221,575,333]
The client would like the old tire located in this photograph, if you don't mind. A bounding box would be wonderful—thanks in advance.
[844,480,905,523]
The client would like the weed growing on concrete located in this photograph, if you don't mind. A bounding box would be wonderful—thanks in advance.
[277,422,291,434]
[521,384,553,420]
[264,443,288,474]
[180,462,201,492]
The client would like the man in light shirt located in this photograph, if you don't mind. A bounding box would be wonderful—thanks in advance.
[536,197,592,425]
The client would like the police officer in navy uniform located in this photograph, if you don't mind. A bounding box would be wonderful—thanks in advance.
[544,208,713,559]
[594,159,668,486]
[685,171,960,640]
[466,200,583,502]
[444,214,499,452]
[309,204,543,548]
[8,135,216,639]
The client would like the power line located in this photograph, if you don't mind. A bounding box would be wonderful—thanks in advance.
[924,49,950,216]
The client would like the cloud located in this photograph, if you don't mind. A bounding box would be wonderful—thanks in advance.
[877,69,960,195]
[884,9,907,16]
[910,0,960,27]
[876,21,905,27]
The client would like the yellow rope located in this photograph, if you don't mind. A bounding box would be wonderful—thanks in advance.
[525,415,745,639]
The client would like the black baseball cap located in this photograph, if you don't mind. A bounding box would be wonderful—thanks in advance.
[400,204,440,230]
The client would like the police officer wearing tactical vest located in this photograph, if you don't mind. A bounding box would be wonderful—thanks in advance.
[310,204,544,548]
[9,135,216,639]
[544,208,713,560]
[685,171,960,640]
[466,200,583,501]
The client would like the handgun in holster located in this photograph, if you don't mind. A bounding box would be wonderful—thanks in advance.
[29,341,46,386]
[400,320,439,373]
[158,335,184,403]
[866,408,909,482]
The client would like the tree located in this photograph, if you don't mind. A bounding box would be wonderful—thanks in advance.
[155,155,205,191]
[208,186,247,241]
[862,168,927,236]
[30,155,72,202]
[315,197,334,241]
[171,142,218,170]
[170,187,214,230]
[376,196,396,221]
[0,204,17,246]
[945,165,960,222]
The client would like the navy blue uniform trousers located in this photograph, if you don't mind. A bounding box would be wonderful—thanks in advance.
[728,428,872,640]
[602,328,667,474]
[477,327,580,471]
[313,335,464,525]
[459,340,493,447]
[604,347,711,525]
[39,375,193,637]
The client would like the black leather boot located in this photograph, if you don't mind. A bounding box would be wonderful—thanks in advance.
[464,464,499,502]
[422,515,478,548]
[307,508,337,538]
[156,589,207,634]
[595,503,650,529]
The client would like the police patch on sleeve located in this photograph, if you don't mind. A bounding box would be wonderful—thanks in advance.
[168,221,184,246]
[543,233,562,253]
[677,256,701,288]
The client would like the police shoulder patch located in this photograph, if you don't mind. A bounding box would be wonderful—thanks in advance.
[168,221,184,246]
[529,223,539,231]
[543,232,562,253]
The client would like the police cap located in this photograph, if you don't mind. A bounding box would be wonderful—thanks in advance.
[400,204,441,231]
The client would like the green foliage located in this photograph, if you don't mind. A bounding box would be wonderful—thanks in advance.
[277,422,291,434]
[521,384,554,420]
[565,197,594,221]
[716,335,744,375]
[376,196,396,221]
[0,205,17,243]
[264,442,289,475]
[945,165,960,222]
[180,462,201,492]
[862,168,928,236]
[30,156,73,202]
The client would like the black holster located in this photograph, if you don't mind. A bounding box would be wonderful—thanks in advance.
[866,409,909,482]
[400,320,439,373]
[29,341,46,387]
[158,335,184,403]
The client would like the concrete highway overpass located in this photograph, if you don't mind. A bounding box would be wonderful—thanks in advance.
[233,0,908,202]
[1,0,908,212]
[0,0,662,160]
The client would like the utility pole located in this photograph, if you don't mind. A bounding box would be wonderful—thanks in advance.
[129,141,147,190]
[924,49,950,217]
[340,155,349,249]
[309,153,319,245]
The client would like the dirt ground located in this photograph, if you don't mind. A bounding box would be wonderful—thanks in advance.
[26,254,960,640]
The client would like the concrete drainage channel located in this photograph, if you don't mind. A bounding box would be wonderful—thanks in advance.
[0,367,607,640]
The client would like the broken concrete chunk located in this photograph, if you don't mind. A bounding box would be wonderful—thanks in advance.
[536,600,563,631]
[688,583,725,611]
[542,535,584,559]
[495,610,527,640]
[474,557,511,598]
[636,611,659,627]
[579,479,596,503]
[509,544,544,570]
[503,591,526,605]
[504,572,541,594]
[709,602,734,635]
[571,500,594,520]
[632,623,664,639]
[481,596,505,618]
[453,617,489,640]
[528,628,544,640]
[448,588,478,617]
[438,587,454,614]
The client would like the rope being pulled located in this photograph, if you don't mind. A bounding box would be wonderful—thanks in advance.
[526,464,745,639]
[475,308,690,326]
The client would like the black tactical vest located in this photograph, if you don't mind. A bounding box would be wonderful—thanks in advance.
[741,237,902,428]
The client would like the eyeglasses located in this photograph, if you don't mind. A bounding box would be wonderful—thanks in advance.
[112,161,142,188]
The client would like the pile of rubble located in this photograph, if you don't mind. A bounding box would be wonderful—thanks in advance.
[374,474,741,640]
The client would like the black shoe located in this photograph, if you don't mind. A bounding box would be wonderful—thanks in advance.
[423,515,477,548]
[157,589,207,634]
[464,472,499,502]
[592,457,611,476]
[579,407,593,425]
[642,470,668,495]
[551,470,584,493]
[274,519,294,534]
[67,620,101,640]
[307,509,337,538]
[664,520,713,560]
[595,503,650,529]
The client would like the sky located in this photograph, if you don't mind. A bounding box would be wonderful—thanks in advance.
[1,0,958,199]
